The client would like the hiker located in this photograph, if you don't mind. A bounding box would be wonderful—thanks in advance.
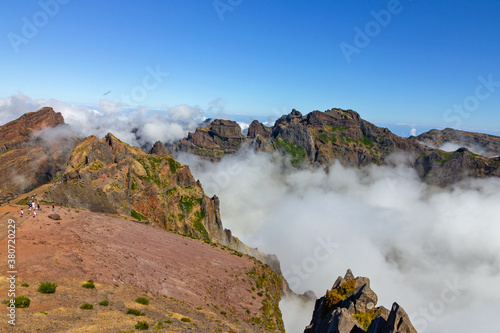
[28,206,31,214]
[37,204,40,211]
[33,211,36,218]
[20,209,23,217]
[52,205,55,212]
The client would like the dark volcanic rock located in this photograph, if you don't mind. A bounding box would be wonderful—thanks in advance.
[304,270,417,333]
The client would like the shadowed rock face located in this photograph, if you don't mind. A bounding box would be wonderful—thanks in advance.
[304,269,417,333]
[415,127,500,157]
[175,119,245,161]
[174,108,500,186]
[0,107,79,202]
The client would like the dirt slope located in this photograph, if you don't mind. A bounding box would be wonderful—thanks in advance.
[0,203,284,332]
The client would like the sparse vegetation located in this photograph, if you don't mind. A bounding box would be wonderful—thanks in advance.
[89,160,105,172]
[40,311,47,315]
[127,308,145,316]
[274,136,307,166]
[131,209,147,221]
[98,299,109,306]
[82,279,95,289]
[135,321,149,330]
[21,283,29,287]
[80,303,93,310]
[10,296,31,308]
[37,281,57,294]
[135,297,149,305]
[192,209,210,242]
[321,279,356,318]
[180,317,191,323]
[353,308,385,330]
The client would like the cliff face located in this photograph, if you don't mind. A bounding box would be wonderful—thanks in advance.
[304,270,417,333]
[175,119,245,161]
[175,108,500,186]
[0,107,79,202]
[43,132,237,247]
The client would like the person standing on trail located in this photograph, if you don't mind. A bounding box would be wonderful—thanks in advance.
[33,210,36,218]
[20,209,23,217]
[37,204,40,211]
[52,205,55,212]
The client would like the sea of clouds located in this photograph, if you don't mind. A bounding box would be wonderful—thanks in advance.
[177,149,500,333]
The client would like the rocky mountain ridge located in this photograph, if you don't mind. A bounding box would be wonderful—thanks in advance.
[175,108,500,185]
[304,269,417,333]
[0,107,79,202]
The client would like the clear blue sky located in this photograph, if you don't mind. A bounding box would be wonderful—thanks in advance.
[1,0,499,132]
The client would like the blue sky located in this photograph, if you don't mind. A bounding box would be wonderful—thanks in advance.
[1,0,500,133]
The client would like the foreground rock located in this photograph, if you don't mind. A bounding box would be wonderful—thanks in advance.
[304,269,417,333]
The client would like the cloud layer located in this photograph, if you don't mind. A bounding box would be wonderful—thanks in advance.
[178,149,500,333]
[0,93,204,148]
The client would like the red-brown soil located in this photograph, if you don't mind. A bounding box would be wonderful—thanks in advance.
[0,203,279,332]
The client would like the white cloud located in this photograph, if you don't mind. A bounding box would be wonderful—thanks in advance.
[178,149,500,333]
[0,94,205,148]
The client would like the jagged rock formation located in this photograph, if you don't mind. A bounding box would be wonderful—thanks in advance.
[175,119,245,161]
[248,119,272,139]
[415,127,500,157]
[0,107,79,203]
[176,108,500,185]
[414,147,500,186]
[43,132,239,247]
[38,131,284,278]
[304,270,417,333]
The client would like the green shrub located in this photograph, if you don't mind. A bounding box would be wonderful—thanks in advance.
[12,296,31,308]
[154,321,165,329]
[165,319,173,324]
[40,311,47,315]
[135,321,149,330]
[37,281,57,294]
[82,279,95,289]
[98,300,109,306]
[80,303,93,310]
[180,317,191,322]
[135,297,149,305]
[127,308,145,316]
[353,308,385,330]
[21,283,29,287]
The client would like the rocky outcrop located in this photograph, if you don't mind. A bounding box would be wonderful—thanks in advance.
[175,119,245,161]
[43,132,234,246]
[0,107,79,202]
[41,132,284,278]
[304,270,417,333]
[149,140,172,156]
[415,128,500,157]
[175,108,500,185]
[248,120,272,139]
[414,147,500,186]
